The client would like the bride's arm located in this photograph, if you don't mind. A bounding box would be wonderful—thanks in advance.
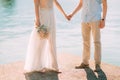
[34,0,40,27]
[53,0,67,18]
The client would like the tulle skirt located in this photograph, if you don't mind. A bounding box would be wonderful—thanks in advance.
[24,8,58,72]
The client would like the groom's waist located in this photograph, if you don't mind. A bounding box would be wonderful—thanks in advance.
[81,13,101,23]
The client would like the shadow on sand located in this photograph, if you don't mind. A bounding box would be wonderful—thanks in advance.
[84,68,107,80]
[24,71,59,80]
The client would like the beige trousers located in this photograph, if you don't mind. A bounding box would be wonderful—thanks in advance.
[81,21,101,65]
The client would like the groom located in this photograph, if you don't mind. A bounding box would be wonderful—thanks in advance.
[67,0,107,71]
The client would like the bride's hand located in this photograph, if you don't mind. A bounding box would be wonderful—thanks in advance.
[63,14,68,20]
[35,20,41,27]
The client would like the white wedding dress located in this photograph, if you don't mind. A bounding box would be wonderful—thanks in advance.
[24,0,58,72]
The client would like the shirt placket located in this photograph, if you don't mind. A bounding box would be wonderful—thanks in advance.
[85,1,89,22]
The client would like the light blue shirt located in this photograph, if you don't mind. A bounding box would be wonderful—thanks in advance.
[81,0,102,23]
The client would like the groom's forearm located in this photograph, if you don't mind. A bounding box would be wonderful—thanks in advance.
[71,0,82,16]
[102,0,107,20]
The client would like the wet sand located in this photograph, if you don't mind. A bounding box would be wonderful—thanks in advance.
[0,53,120,80]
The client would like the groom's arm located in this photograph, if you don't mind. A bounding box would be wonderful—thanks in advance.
[54,0,67,18]
[100,0,107,29]
[102,0,107,20]
[70,0,83,18]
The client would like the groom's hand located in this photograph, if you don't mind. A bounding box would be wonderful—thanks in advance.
[99,19,105,29]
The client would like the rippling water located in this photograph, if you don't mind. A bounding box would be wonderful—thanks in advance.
[0,0,120,66]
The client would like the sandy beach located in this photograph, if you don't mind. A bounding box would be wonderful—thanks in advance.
[0,53,120,80]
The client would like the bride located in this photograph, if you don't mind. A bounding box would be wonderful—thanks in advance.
[24,0,67,73]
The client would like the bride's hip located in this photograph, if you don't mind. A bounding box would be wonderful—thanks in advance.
[40,7,53,12]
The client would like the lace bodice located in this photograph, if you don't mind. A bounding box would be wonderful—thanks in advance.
[39,0,53,9]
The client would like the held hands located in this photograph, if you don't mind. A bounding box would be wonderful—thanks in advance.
[67,14,73,21]
[64,13,74,21]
